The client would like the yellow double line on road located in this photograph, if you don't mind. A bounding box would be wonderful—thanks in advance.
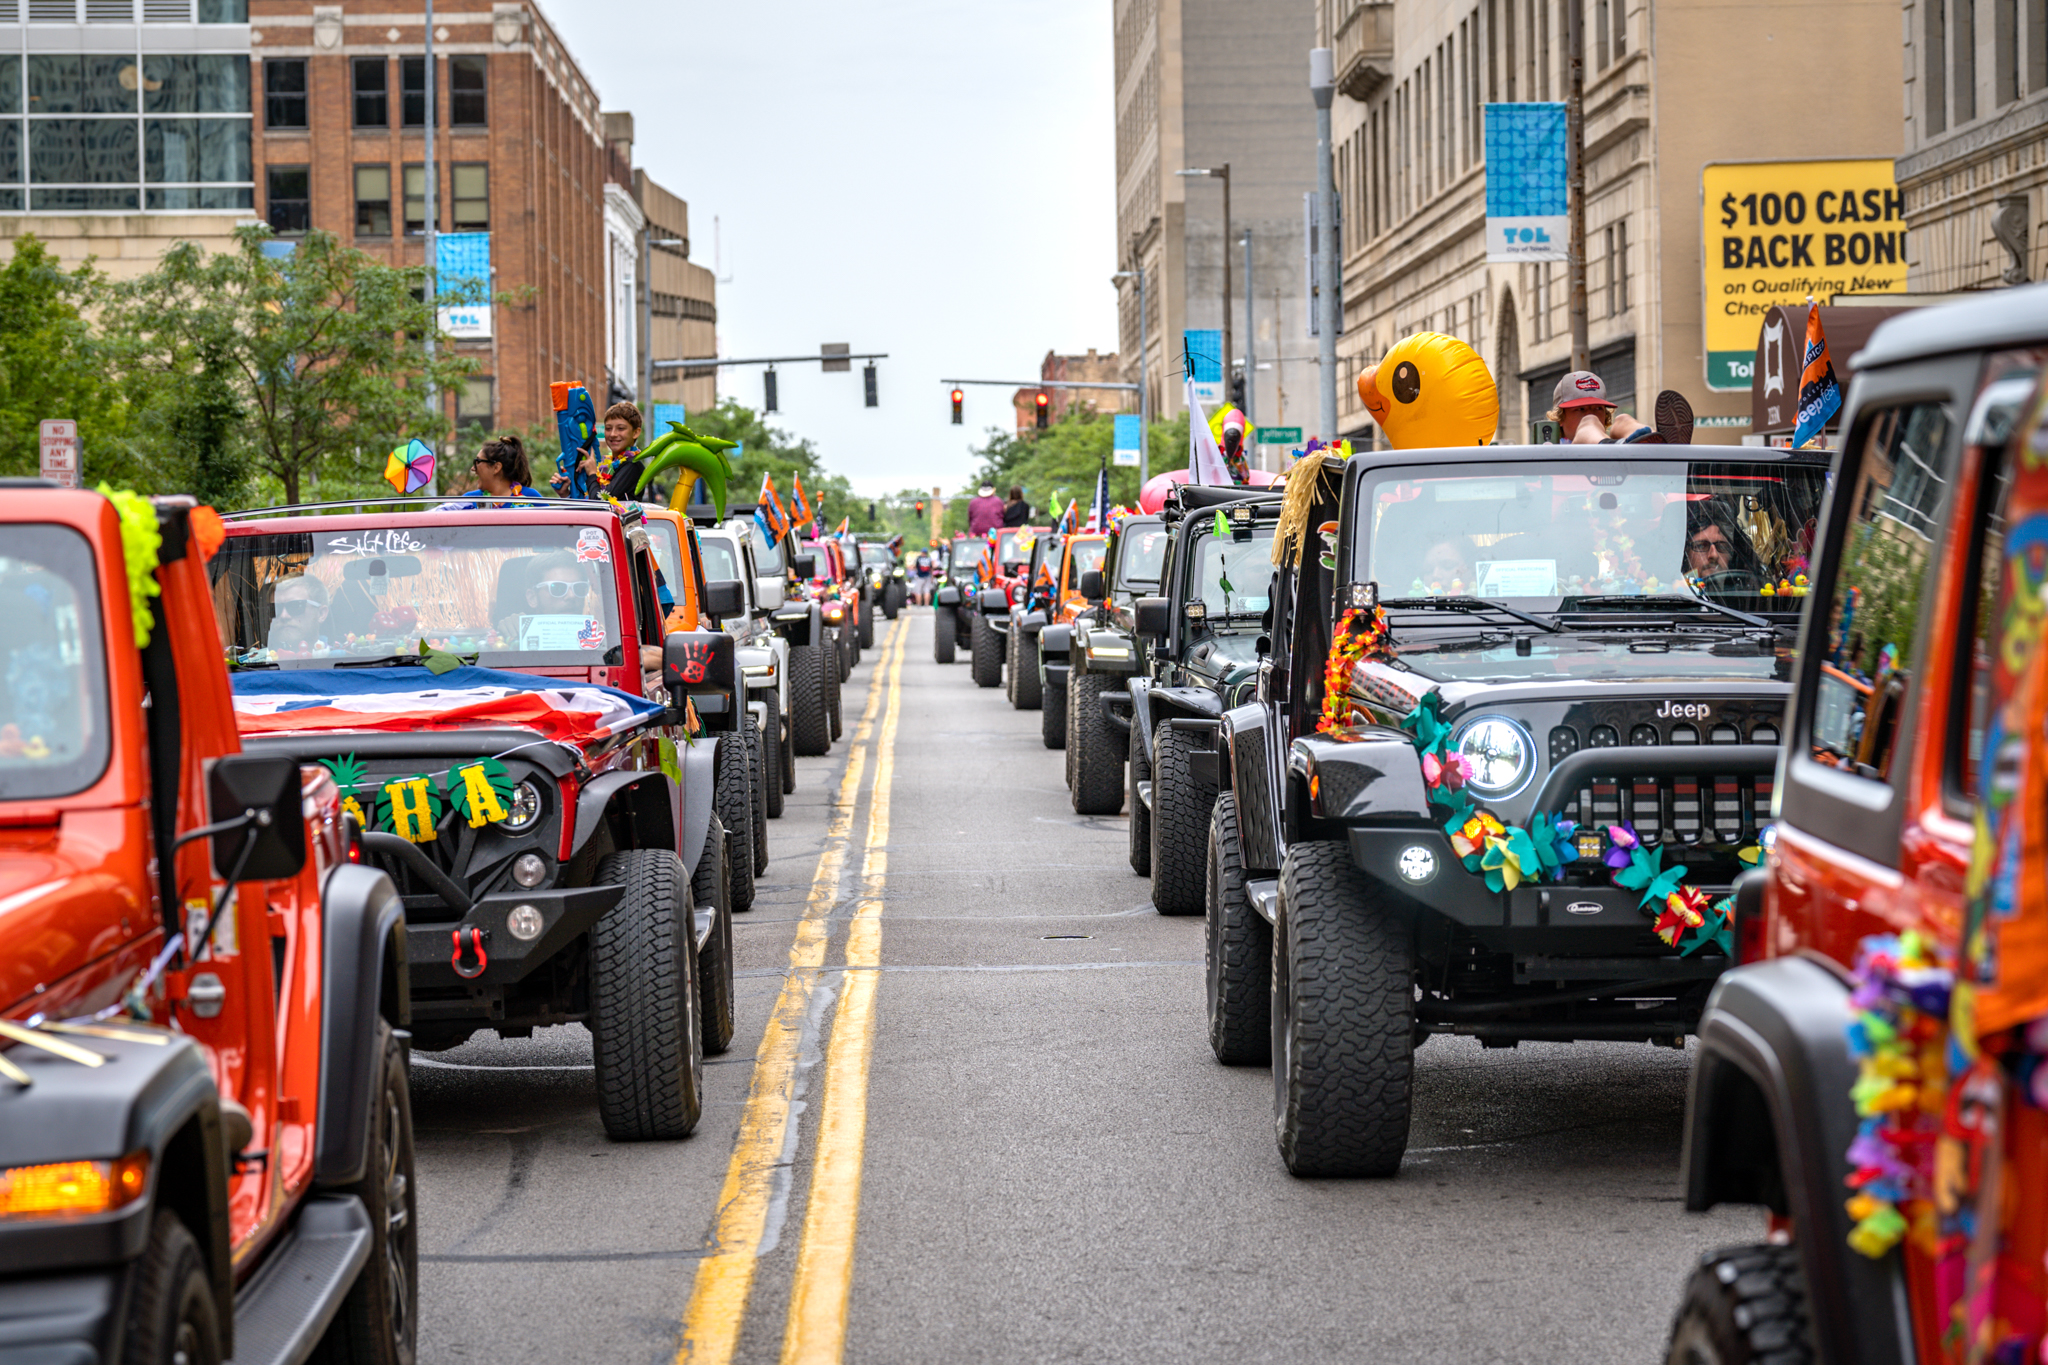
[678,617,904,1365]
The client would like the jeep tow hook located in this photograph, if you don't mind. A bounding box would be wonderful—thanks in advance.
[451,926,490,979]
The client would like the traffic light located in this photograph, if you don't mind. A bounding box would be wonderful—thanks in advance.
[868,502,877,523]
[764,367,779,413]
[950,388,963,424]
[914,499,925,516]
[863,363,878,408]
[1229,369,1247,409]
[1034,390,1050,430]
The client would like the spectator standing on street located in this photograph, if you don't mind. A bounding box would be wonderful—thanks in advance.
[967,483,1005,535]
[1001,486,1031,527]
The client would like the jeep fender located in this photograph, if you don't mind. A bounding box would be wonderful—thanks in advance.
[571,766,684,869]
[1683,956,1913,1365]
[977,588,1008,613]
[1220,700,1283,871]
[1285,729,1432,823]
[1017,609,1049,636]
[935,584,962,607]
[1127,676,1155,763]
[315,862,407,1187]
[1148,685,1223,729]
[1040,622,1072,660]
[770,601,820,648]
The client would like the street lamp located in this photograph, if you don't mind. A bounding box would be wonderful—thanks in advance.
[1177,165,1231,407]
[1309,52,1338,444]
[1111,265,1149,482]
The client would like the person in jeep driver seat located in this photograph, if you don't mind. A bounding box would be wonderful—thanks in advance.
[1681,499,1764,590]
[270,573,332,650]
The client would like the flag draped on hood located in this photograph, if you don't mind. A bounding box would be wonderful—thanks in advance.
[231,666,665,745]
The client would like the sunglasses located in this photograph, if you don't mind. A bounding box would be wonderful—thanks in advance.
[276,597,323,617]
[532,579,591,599]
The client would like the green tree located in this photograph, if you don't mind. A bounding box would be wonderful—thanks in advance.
[679,398,861,528]
[0,237,132,485]
[946,408,1189,534]
[108,225,485,504]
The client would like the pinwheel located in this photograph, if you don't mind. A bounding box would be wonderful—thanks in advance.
[635,422,737,516]
[384,438,436,494]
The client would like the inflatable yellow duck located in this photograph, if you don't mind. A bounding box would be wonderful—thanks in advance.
[1355,332,1500,449]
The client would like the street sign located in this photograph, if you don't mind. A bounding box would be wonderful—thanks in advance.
[39,419,79,489]
[1255,426,1302,446]
[1482,104,1569,263]
[1112,414,1142,467]
[1700,160,1905,390]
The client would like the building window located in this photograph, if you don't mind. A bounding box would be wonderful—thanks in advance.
[264,58,306,129]
[450,55,487,126]
[352,57,387,129]
[1613,0,1626,58]
[354,163,391,237]
[197,0,246,19]
[14,53,252,213]
[1604,219,1631,316]
[401,56,427,128]
[402,163,429,234]
[456,377,494,440]
[1954,0,1977,123]
[451,162,487,230]
[1925,0,1948,133]
[266,164,308,233]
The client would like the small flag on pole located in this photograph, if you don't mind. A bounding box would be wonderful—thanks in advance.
[758,474,790,539]
[1088,467,1110,531]
[790,473,814,528]
[1792,301,1843,449]
[1186,380,1233,485]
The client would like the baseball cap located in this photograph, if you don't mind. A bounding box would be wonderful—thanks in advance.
[1552,371,1611,409]
[978,484,995,497]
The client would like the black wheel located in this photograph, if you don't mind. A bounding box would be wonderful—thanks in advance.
[825,632,844,740]
[780,705,796,793]
[1272,841,1412,1176]
[714,735,756,914]
[933,604,957,663]
[590,849,703,1139]
[1206,793,1270,1065]
[1004,621,1020,706]
[970,612,1002,688]
[760,699,786,817]
[1150,724,1217,915]
[1013,626,1043,711]
[789,644,831,756]
[312,1022,417,1365]
[1665,1244,1816,1365]
[858,594,875,649]
[1068,673,1125,815]
[1041,672,1067,750]
[1128,717,1152,876]
[883,581,902,619]
[838,623,854,683]
[689,816,736,1054]
[123,1211,222,1365]
[743,713,769,869]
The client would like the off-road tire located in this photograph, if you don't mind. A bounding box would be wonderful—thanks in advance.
[1068,673,1125,815]
[1004,621,1020,705]
[970,612,1002,688]
[1272,841,1413,1176]
[789,644,831,756]
[1665,1244,1815,1365]
[858,594,875,648]
[1205,793,1270,1065]
[884,580,903,619]
[1012,626,1043,710]
[780,705,796,793]
[743,712,769,868]
[1151,724,1217,915]
[714,736,756,914]
[590,849,703,1140]
[1042,671,1067,749]
[825,633,844,740]
[838,623,854,683]
[760,701,786,817]
[311,1022,417,1365]
[123,1210,222,1365]
[690,817,736,1055]
[1128,716,1152,876]
[933,605,957,663]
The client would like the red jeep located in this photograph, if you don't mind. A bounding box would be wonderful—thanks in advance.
[0,487,414,1364]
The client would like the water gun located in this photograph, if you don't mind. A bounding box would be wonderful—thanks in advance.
[634,421,738,517]
[551,381,600,499]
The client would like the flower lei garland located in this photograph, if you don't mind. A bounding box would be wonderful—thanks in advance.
[99,484,163,648]
[1316,605,1392,734]
[1841,931,1954,1260]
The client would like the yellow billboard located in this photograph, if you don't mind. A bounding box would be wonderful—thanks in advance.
[1702,159,1906,391]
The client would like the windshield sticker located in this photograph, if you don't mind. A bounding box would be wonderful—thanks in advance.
[576,528,612,563]
[325,529,426,557]
[1475,559,1559,595]
[519,614,607,651]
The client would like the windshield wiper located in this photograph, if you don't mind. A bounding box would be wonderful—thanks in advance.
[331,652,477,668]
[1380,596,1562,633]
[1562,594,1772,630]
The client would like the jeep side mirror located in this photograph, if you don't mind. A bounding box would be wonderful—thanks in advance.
[1079,569,1106,602]
[1133,596,1170,640]
[755,575,786,611]
[663,630,737,730]
[207,753,308,881]
[703,578,745,619]
[789,553,817,579]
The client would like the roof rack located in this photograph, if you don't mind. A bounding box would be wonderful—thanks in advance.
[1168,484,1285,513]
[221,494,634,523]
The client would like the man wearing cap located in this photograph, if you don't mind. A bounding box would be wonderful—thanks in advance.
[967,483,1006,535]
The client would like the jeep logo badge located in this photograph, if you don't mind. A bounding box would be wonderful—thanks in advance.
[1565,901,1602,915]
[1655,700,1711,720]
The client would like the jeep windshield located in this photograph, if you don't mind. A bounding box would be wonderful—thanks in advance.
[744,521,786,575]
[1191,523,1275,628]
[1358,458,1827,616]
[1064,539,1107,589]
[996,529,1030,566]
[212,522,626,667]
[949,540,986,580]
[699,534,742,584]
[0,526,110,800]
[1116,525,1170,589]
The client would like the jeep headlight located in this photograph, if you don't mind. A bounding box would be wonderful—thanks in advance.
[503,780,543,831]
[1455,716,1534,798]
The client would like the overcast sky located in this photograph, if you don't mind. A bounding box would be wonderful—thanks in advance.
[549,0,1119,500]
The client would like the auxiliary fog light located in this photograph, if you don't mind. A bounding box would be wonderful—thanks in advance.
[505,904,546,941]
[503,781,543,831]
[511,852,548,888]
[1396,844,1438,885]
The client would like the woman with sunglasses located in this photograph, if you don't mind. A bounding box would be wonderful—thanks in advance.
[446,435,545,509]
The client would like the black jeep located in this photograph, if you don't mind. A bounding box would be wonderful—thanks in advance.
[1207,445,1826,1175]
[931,533,986,666]
[1006,530,1065,711]
[1052,515,1172,815]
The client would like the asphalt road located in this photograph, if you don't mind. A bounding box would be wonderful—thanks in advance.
[408,609,1753,1365]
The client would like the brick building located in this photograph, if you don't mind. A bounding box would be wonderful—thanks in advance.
[1011,347,1123,433]
[247,0,611,439]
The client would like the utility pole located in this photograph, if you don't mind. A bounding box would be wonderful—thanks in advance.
[423,0,437,475]
[1310,49,1339,443]
[1177,165,1230,403]
[1241,227,1255,428]
[1113,260,1152,484]
[1565,0,1590,372]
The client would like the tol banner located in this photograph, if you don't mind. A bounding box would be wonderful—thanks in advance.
[436,232,493,340]
[1701,159,1906,391]
[1483,103,1568,262]
[1112,413,1142,467]
[1184,329,1223,405]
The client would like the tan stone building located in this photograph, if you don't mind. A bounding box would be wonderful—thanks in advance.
[636,167,717,419]
[1897,0,2048,290]
[1321,0,1900,449]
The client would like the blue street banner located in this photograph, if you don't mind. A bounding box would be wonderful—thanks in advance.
[436,232,492,339]
[1113,413,1142,468]
[1184,328,1223,405]
[1483,105,1568,263]
[651,402,687,433]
